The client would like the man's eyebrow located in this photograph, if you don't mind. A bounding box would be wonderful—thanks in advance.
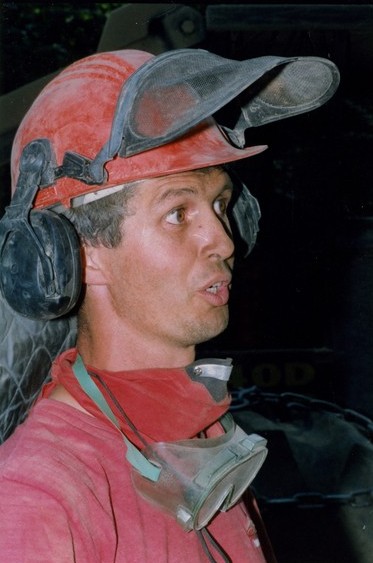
[152,183,234,208]
[152,187,197,206]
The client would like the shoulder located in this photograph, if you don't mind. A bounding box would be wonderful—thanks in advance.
[0,398,123,491]
[0,399,126,561]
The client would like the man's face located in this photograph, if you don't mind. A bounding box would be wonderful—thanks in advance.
[99,167,235,356]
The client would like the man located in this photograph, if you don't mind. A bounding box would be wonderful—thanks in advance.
[0,49,339,561]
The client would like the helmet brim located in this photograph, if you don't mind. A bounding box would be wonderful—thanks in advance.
[35,118,267,209]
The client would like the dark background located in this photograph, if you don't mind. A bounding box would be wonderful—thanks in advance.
[1,3,372,562]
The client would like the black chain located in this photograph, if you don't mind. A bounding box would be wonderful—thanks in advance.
[230,386,373,508]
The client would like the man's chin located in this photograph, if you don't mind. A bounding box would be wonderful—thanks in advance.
[193,310,230,345]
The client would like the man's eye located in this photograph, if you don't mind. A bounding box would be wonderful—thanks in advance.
[214,198,228,216]
[166,208,186,225]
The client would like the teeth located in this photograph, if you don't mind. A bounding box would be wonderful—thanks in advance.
[206,283,221,294]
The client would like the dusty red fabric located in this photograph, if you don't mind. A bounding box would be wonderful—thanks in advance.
[41,348,231,448]
[0,349,276,561]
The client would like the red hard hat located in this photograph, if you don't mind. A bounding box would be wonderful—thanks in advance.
[11,50,267,209]
[11,48,339,210]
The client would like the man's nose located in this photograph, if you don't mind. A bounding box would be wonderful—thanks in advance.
[196,211,235,261]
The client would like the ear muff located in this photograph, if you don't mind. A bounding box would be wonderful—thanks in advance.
[0,209,81,319]
[0,139,82,320]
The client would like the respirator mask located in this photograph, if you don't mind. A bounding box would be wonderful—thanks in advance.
[72,355,268,531]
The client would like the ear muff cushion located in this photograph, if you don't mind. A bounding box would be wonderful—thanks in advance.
[0,210,82,319]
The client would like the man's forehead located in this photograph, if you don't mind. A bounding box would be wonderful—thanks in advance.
[135,167,233,203]
[67,167,232,210]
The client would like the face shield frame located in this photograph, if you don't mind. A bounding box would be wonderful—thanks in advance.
[62,49,340,186]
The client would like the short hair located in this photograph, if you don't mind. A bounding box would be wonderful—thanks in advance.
[62,183,137,248]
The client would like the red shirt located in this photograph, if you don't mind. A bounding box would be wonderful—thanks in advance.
[0,350,275,562]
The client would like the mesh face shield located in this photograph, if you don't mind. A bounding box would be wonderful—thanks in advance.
[89,49,340,182]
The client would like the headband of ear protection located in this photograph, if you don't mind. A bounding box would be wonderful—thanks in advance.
[0,139,82,319]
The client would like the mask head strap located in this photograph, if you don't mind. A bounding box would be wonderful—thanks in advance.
[72,355,161,482]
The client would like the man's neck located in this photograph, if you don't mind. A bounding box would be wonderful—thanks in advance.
[76,327,195,372]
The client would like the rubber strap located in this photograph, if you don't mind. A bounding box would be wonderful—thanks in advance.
[196,528,230,563]
[72,355,161,482]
